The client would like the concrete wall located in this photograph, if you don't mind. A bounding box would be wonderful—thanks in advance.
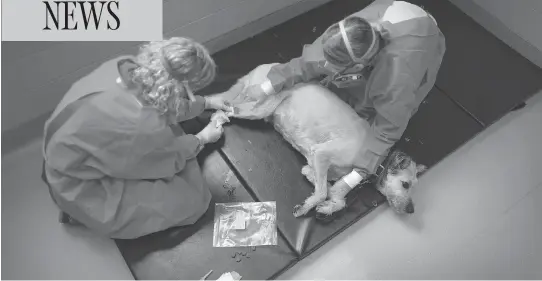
[1,0,331,153]
[450,0,542,69]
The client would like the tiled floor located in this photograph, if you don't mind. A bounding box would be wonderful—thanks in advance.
[1,141,133,280]
[2,91,541,280]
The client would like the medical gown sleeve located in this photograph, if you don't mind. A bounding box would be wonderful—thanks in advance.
[265,42,327,94]
[357,56,418,173]
[111,125,202,180]
[175,95,206,122]
[73,116,203,180]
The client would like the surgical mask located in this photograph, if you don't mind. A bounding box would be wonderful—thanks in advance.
[322,57,368,89]
[181,81,197,102]
[323,61,346,73]
[320,64,366,89]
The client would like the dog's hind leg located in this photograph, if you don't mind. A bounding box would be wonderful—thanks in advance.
[301,165,333,191]
[205,79,246,103]
[301,165,315,185]
[293,143,334,218]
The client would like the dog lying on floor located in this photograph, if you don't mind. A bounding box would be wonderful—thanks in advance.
[210,63,427,217]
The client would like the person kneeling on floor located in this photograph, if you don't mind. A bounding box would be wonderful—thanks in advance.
[41,37,232,239]
[242,0,446,180]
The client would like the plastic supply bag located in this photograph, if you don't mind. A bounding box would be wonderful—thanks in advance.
[213,201,277,247]
[217,271,242,281]
[210,110,231,128]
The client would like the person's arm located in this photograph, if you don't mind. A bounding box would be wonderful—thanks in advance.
[46,120,205,182]
[104,124,205,180]
[175,95,207,122]
[355,56,418,174]
[261,38,328,95]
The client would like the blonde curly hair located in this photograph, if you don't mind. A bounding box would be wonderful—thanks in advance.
[131,37,217,118]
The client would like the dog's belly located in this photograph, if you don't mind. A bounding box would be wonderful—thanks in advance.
[271,83,368,180]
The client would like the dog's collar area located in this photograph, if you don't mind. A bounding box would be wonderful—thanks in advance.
[375,164,385,177]
[360,164,385,185]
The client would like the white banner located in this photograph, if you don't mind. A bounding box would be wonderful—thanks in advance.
[2,0,163,41]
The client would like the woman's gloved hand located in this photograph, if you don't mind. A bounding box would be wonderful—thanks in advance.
[196,119,225,144]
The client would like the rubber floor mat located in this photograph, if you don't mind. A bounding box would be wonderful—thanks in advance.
[408,0,542,126]
[115,149,297,280]
[395,87,483,168]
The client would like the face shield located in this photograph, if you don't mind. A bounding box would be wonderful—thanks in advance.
[324,19,378,71]
[321,19,378,88]
[323,60,346,74]
[339,19,377,68]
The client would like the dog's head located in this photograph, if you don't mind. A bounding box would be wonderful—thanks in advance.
[375,150,427,215]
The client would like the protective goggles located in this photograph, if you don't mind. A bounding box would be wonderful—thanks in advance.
[159,48,197,102]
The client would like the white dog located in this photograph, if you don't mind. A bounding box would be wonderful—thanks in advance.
[211,64,426,217]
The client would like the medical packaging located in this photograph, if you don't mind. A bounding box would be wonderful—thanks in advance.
[213,201,277,247]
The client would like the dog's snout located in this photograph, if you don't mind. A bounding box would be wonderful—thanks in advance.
[405,201,415,214]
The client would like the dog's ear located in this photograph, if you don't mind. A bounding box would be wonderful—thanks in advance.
[416,164,428,176]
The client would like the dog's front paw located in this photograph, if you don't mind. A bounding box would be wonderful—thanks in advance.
[315,201,335,216]
[293,204,308,218]
[316,199,346,216]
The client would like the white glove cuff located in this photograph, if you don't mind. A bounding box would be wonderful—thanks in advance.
[343,170,364,188]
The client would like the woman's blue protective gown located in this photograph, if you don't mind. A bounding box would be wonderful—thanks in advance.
[42,56,211,239]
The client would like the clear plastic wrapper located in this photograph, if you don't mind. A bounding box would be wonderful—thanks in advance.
[213,201,277,247]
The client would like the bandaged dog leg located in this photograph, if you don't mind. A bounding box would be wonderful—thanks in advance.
[293,144,331,217]
[316,170,363,216]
